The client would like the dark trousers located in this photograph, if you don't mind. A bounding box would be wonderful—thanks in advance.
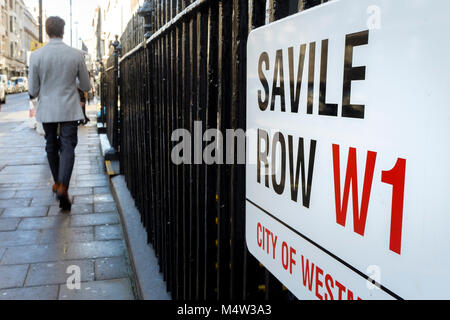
[43,122,78,188]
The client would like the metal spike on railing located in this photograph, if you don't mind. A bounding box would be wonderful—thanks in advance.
[138,0,155,40]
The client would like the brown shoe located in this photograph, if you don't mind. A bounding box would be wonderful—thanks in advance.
[57,184,72,212]
[52,183,60,194]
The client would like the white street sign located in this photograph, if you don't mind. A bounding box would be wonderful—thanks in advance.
[246,0,450,300]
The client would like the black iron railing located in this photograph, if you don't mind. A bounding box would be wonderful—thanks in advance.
[102,0,329,300]
[102,44,121,152]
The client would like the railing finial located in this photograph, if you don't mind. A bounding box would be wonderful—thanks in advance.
[138,0,155,40]
[112,35,121,57]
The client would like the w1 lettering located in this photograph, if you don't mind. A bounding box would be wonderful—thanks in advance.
[332,144,406,255]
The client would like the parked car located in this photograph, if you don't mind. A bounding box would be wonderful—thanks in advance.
[10,77,27,93]
[15,77,28,92]
[0,75,7,86]
[0,75,7,103]
[6,80,15,94]
[10,77,18,93]
[0,81,5,104]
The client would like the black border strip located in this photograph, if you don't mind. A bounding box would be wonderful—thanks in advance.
[246,198,403,300]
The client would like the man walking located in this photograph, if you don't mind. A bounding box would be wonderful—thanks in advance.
[28,16,91,211]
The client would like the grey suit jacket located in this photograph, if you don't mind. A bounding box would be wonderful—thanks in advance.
[28,38,91,123]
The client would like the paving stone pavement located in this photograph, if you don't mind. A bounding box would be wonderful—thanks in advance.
[0,98,136,300]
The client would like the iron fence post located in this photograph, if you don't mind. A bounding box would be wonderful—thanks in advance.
[99,61,106,131]
[104,36,121,161]
[112,36,120,151]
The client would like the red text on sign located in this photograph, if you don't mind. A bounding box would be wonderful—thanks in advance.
[301,255,362,300]
[281,241,297,274]
[332,144,406,255]
[257,222,278,259]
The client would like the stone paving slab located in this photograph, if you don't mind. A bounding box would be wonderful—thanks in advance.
[75,180,109,188]
[30,197,59,207]
[38,226,95,245]
[95,225,123,241]
[0,218,21,231]
[2,206,48,218]
[0,174,48,183]
[14,189,54,199]
[69,188,94,196]
[94,194,115,203]
[94,187,111,194]
[0,198,31,208]
[0,183,50,191]
[94,202,118,213]
[65,240,125,260]
[1,244,64,265]
[0,101,136,300]
[18,216,70,230]
[70,213,120,228]
[25,260,95,287]
[77,174,108,181]
[48,204,94,216]
[0,230,40,247]
[0,285,59,300]
[0,264,29,289]
[58,278,134,300]
[95,257,129,281]
[0,165,49,175]
[0,191,15,199]
[73,195,95,204]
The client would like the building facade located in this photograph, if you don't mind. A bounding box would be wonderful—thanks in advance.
[82,0,142,97]
[88,0,142,63]
[0,0,38,78]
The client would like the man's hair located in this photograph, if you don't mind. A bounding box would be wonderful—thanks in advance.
[46,16,65,38]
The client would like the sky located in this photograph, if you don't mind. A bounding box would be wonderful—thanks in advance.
[24,0,100,47]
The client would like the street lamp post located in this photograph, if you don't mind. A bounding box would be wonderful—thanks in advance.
[70,0,73,46]
[39,0,43,42]
[74,21,79,48]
